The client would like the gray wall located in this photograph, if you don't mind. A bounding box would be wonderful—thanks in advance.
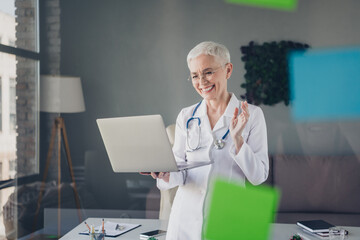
[59,0,360,166]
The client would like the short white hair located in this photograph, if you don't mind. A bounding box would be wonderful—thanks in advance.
[187,41,231,67]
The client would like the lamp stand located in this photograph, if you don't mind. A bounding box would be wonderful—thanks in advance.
[33,116,82,237]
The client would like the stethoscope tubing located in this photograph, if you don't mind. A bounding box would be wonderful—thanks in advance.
[186,101,203,151]
[186,101,230,151]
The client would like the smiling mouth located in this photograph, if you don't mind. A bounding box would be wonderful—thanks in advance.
[201,85,214,93]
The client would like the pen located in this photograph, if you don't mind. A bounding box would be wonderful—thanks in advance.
[102,218,105,234]
[84,221,91,232]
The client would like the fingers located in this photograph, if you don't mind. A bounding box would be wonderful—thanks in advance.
[230,101,250,145]
[149,172,169,179]
[160,172,170,183]
[233,107,239,118]
[150,172,159,179]
[158,172,170,179]
[231,103,250,130]
[241,101,248,112]
[241,101,250,119]
[139,172,151,175]
[231,108,239,129]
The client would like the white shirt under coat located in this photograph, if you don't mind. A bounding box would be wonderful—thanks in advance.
[157,93,269,240]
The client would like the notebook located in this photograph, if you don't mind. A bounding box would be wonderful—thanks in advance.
[297,220,335,233]
[96,115,211,172]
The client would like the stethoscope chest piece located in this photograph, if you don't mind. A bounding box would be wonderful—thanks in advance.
[213,139,225,149]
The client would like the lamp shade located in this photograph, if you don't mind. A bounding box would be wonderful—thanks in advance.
[40,75,86,113]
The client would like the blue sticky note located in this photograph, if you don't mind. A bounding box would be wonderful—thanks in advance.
[289,47,360,121]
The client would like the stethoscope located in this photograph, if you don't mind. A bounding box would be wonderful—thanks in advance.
[186,101,230,151]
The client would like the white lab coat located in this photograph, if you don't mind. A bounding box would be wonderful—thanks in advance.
[157,93,269,240]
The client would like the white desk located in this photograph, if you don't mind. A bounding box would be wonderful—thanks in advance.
[60,218,168,240]
[270,223,360,240]
[60,218,360,240]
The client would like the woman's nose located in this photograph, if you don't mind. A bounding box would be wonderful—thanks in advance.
[199,75,209,84]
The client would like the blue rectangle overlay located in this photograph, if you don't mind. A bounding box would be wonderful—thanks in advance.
[289,47,360,121]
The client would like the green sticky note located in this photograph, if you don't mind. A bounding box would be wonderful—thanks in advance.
[204,179,279,240]
[225,0,297,11]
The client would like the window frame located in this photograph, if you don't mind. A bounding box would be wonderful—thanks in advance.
[0,0,40,189]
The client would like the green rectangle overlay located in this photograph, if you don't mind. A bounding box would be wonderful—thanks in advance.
[204,179,279,240]
[226,0,297,11]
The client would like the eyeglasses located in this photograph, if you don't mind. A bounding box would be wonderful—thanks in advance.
[188,65,225,82]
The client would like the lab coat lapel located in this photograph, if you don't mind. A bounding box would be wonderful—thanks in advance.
[224,93,241,118]
[194,94,240,136]
[213,93,240,132]
[194,100,212,134]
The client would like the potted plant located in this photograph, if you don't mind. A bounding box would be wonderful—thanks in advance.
[240,41,310,106]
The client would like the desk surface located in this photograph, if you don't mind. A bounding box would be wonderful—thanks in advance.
[60,218,168,240]
[60,218,360,240]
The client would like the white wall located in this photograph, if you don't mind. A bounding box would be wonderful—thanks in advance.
[59,0,360,163]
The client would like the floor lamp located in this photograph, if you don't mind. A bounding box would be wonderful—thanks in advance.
[36,75,86,237]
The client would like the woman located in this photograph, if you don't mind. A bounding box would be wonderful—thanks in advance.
[151,41,268,240]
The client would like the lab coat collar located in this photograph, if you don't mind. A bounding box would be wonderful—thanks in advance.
[212,93,239,131]
[194,93,239,118]
[194,93,240,132]
[223,93,240,117]
[193,99,207,117]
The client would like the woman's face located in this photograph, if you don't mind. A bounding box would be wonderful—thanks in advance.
[188,54,232,102]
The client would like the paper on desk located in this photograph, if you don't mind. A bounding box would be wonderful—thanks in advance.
[79,221,141,237]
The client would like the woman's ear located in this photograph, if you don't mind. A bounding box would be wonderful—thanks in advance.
[225,63,233,79]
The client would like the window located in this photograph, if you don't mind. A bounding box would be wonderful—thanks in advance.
[0,76,2,132]
[0,0,39,239]
[8,38,15,47]
[9,77,16,133]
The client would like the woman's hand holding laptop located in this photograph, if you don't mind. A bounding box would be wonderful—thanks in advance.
[140,172,170,182]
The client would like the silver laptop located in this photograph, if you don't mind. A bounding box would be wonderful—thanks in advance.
[96,115,211,172]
